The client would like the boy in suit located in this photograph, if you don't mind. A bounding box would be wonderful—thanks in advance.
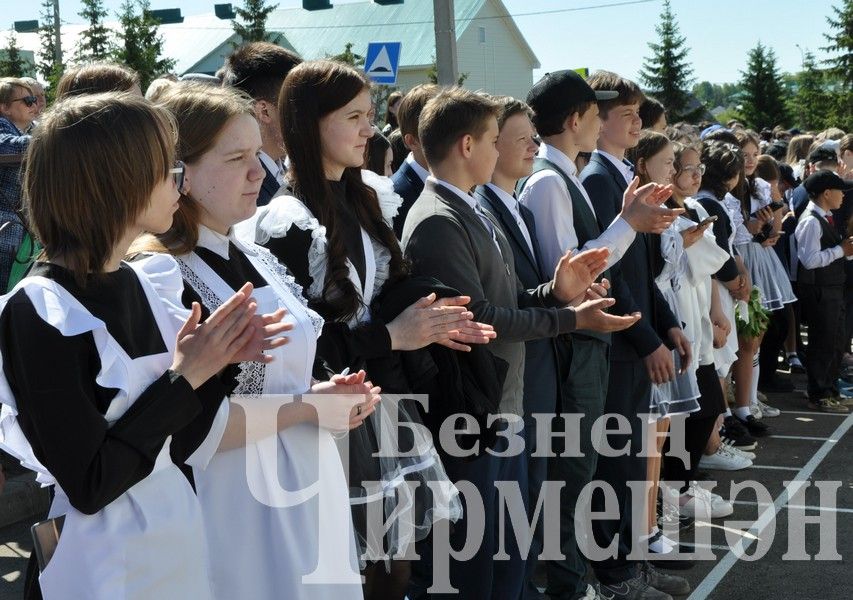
[402,87,640,600]
[517,70,680,600]
[220,42,302,206]
[390,84,440,237]
[580,71,691,600]
[795,170,853,413]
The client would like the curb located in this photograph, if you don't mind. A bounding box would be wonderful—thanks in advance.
[0,471,50,529]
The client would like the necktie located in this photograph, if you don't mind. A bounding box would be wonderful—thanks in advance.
[827,214,835,227]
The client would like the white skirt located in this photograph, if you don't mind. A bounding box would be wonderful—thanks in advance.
[735,242,796,311]
[713,280,740,377]
[649,349,701,421]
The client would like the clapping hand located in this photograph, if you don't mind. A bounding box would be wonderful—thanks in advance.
[552,247,610,304]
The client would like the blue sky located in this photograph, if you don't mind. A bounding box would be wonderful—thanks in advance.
[2,0,842,84]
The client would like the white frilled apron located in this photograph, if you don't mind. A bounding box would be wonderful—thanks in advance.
[0,261,213,600]
[154,237,363,600]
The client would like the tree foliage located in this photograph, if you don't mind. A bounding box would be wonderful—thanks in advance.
[0,30,30,78]
[639,0,699,121]
[789,51,834,131]
[738,42,789,129]
[822,0,853,130]
[76,0,113,62]
[114,0,176,92]
[232,0,279,44]
[692,81,744,110]
[328,42,364,67]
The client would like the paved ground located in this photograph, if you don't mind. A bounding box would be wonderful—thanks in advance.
[0,368,850,599]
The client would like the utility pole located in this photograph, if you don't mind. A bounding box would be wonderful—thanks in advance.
[433,0,458,86]
[53,0,62,66]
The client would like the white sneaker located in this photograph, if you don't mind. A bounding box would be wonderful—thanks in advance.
[687,483,734,518]
[698,445,753,471]
[757,399,780,417]
[750,403,763,419]
[726,444,756,460]
[678,486,712,519]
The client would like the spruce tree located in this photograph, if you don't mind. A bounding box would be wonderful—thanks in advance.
[739,42,789,130]
[0,30,30,77]
[790,51,832,130]
[38,0,63,101]
[232,0,279,44]
[639,0,699,121]
[76,0,113,62]
[822,0,853,130]
[114,0,176,92]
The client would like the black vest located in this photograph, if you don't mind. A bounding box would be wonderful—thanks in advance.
[518,156,611,344]
[797,210,846,286]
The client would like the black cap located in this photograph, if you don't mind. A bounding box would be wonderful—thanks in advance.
[778,163,797,188]
[803,170,853,196]
[807,146,839,165]
[526,70,618,116]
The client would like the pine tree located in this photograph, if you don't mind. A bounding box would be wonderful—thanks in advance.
[0,30,30,77]
[328,42,364,67]
[789,51,833,130]
[38,0,63,101]
[639,0,699,121]
[114,0,176,92]
[232,0,279,44]
[822,0,853,130]
[739,42,789,130]
[76,0,113,62]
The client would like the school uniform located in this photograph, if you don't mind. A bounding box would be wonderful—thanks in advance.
[390,153,429,238]
[257,151,285,206]
[795,202,849,400]
[580,150,679,585]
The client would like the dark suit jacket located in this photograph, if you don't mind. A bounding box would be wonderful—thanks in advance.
[475,184,563,416]
[581,152,678,362]
[401,179,577,415]
[390,160,426,238]
[256,161,281,207]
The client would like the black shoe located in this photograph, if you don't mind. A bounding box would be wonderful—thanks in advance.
[758,377,794,393]
[597,576,672,600]
[721,416,757,450]
[641,563,691,595]
[736,414,771,437]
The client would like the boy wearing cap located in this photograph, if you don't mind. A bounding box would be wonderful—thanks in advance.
[795,170,853,413]
[580,71,691,600]
[516,70,679,600]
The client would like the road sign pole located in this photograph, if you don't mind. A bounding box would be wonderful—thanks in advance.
[433,0,458,86]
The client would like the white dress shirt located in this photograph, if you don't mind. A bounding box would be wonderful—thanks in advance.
[518,143,635,274]
[429,176,503,257]
[258,150,285,186]
[405,152,430,183]
[595,149,635,185]
[484,183,536,258]
[795,201,849,269]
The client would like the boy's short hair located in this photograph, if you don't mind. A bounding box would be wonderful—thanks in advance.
[586,70,644,118]
[221,42,303,102]
[491,95,533,130]
[397,84,440,139]
[418,87,499,166]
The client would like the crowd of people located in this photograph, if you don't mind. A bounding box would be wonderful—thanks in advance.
[0,39,851,600]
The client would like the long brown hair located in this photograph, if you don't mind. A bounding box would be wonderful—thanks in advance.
[280,60,407,323]
[25,93,175,285]
[56,62,140,99]
[626,130,671,186]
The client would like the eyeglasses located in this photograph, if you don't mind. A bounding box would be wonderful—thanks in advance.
[170,161,185,191]
[11,95,38,107]
[681,164,706,177]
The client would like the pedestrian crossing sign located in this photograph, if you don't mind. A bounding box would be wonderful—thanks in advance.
[365,42,402,85]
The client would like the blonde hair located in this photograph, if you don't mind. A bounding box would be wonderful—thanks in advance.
[0,77,34,106]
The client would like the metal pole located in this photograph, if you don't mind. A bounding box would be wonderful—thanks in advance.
[53,0,62,66]
[433,0,458,86]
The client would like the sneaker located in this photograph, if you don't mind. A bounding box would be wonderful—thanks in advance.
[597,576,673,600]
[641,562,691,596]
[658,491,694,535]
[757,399,780,417]
[808,397,850,413]
[581,584,604,600]
[787,354,805,372]
[749,403,763,419]
[724,443,756,460]
[687,483,734,518]
[698,445,752,471]
[721,416,757,450]
[736,414,771,437]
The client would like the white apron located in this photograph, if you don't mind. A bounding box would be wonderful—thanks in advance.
[0,263,213,600]
[168,240,363,600]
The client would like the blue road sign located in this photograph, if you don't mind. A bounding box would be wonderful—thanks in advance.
[364,42,402,85]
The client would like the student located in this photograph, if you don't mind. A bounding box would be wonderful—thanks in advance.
[580,71,691,600]
[220,42,303,206]
[0,93,267,599]
[365,125,393,176]
[55,62,142,98]
[401,86,641,600]
[245,61,482,600]
[639,97,667,133]
[390,84,440,237]
[383,90,403,135]
[516,69,678,600]
[795,170,853,413]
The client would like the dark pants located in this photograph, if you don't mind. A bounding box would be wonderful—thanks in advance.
[589,359,650,585]
[800,284,846,399]
[759,305,790,383]
[663,364,725,492]
[411,430,529,600]
[546,337,610,599]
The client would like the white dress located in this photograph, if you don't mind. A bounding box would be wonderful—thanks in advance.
[137,232,363,600]
[0,260,214,600]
